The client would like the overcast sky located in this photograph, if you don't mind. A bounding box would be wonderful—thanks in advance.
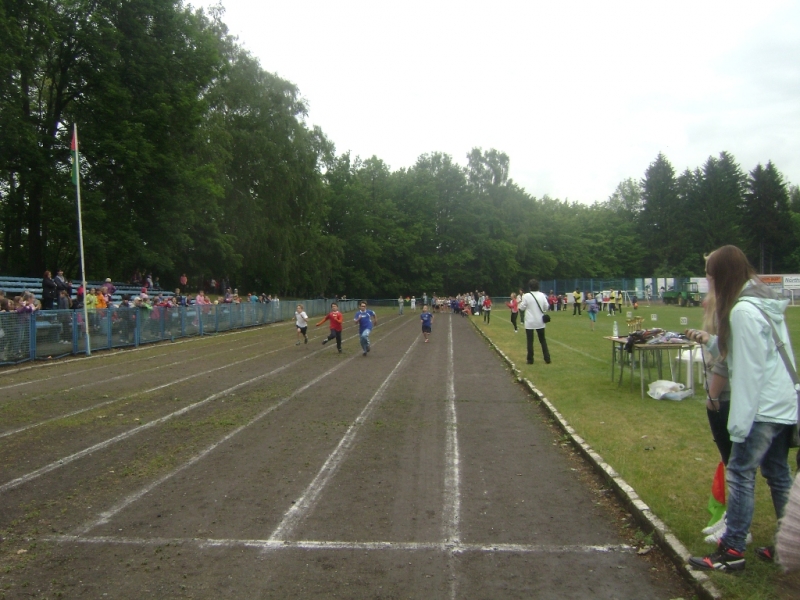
[195,0,800,204]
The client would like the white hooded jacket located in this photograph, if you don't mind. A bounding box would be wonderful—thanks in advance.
[705,280,798,443]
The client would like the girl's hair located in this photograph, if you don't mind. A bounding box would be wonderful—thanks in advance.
[297,304,304,310]
[705,245,757,357]
[702,288,717,334]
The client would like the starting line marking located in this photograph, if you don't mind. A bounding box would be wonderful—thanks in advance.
[43,534,634,556]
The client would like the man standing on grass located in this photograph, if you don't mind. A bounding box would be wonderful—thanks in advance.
[572,288,582,316]
[354,301,377,356]
[518,279,551,365]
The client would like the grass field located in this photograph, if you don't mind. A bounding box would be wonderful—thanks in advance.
[473,302,800,599]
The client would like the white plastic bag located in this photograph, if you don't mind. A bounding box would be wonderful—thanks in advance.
[647,380,685,400]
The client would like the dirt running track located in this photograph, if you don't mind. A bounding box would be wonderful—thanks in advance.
[0,311,693,599]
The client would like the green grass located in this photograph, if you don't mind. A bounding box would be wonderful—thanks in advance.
[474,304,800,600]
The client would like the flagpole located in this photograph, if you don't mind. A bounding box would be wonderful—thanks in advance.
[73,123,91,356]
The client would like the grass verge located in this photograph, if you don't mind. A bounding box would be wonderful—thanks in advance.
[473,303,800,600]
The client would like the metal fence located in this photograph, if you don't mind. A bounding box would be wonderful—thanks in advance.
[0,299,358,366]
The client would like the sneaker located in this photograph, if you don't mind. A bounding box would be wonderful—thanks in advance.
[304,336,308,344]
[295,341,301,345]
[689,542,746,572]
[338,348,342,353]
[363,351,367,356]
[424,338,428,343]
[322,338,328,345]
[702,514,727,535]
[755,546,775,562]
[704,527,751,545]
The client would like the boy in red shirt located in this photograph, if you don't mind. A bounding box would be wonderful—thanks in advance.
[316,302,344,353]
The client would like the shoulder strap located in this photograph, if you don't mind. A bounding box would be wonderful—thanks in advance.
[530,293,545,315]
[752,306,800,422]
[752,306,799,385]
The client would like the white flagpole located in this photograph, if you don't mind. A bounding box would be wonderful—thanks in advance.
[73,123,91,356]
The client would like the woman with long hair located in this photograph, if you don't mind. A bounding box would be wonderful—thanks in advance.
[687,245,797,572]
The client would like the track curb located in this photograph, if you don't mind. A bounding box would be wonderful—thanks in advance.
[470,319,721,600]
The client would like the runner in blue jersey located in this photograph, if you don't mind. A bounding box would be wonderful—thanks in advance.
[420,305,434,343]
[354,301,377,356]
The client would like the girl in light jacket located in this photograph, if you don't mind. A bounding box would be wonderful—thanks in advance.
[688,245,796,572]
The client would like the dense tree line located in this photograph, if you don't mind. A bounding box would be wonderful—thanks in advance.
[2,1,799,297]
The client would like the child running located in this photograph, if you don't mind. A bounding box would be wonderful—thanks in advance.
[354,301,377,356]
[295,304,309,345]
[586,293,599,332]
[316,302,344,353]
[420,304,434,342]
[506,292,519,332]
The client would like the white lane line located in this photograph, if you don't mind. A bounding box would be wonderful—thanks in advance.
[268,335,420,543]
[0,316,407,494]
[444,316,461,600]
[0,340,275,439]
[43,534,635,555]
[0,318,373,438]
[443,316,461,544]
[74,359,359,536]
[0,351,178,392]
[1,348,319,494]
[0,332,278,402]
[70,317,413,535]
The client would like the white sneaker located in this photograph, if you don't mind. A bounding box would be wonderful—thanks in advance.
[702,514,727,535]
[704,527,752,545]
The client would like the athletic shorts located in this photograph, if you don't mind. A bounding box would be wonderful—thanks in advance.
[297,326,308,334]
[422,325,431,333]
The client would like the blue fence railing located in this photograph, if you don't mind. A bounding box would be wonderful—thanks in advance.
[0,299,358,365]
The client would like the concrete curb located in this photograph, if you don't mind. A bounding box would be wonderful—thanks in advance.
[471,320,721,600]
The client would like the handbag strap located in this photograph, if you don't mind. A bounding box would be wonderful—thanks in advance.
[751,305,800,422]
[529,292,546,316]
[752,306,800,386]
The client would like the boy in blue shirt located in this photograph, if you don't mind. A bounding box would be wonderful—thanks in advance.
[420,305,433,342]
[354,301,377,356]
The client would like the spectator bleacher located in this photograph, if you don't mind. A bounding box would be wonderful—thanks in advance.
[0,276,174,304]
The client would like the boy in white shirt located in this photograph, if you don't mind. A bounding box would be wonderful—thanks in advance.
[295,304,309,345]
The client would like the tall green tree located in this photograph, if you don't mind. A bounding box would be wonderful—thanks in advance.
[639,153,688,273]
[694,152,746,254]
[743,161,793,273]
[606,177,642,215]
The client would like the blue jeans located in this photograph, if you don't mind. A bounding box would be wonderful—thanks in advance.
[360,329,371,352]
[723,421,794,552]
